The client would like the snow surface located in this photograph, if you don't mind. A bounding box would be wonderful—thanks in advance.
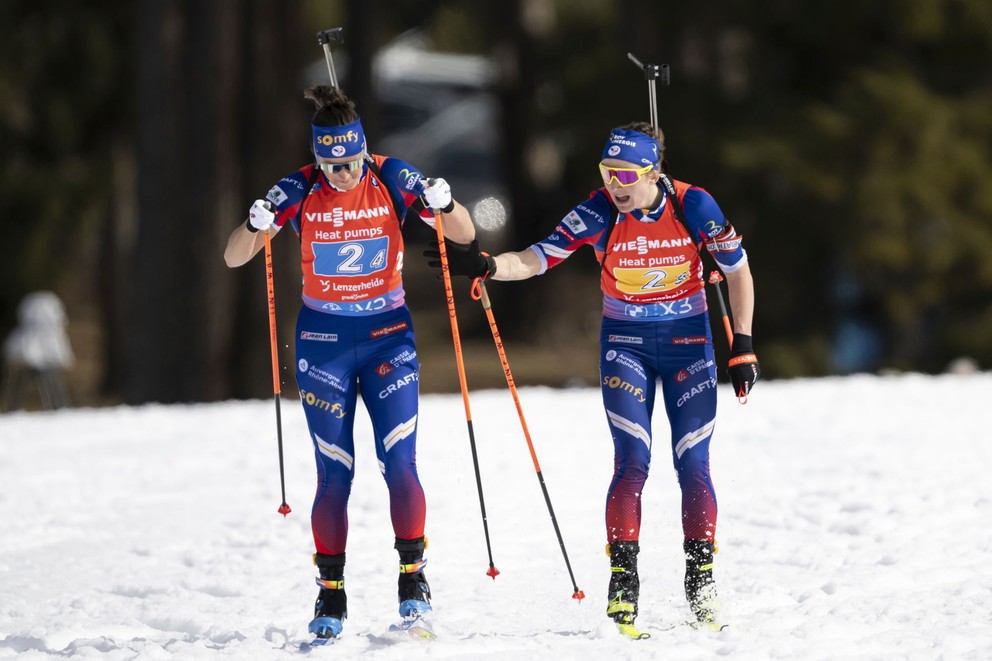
[2,374,991,660]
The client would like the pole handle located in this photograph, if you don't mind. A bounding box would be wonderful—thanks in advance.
[316,27,344,45]
[627,52,669,83]
[628,52,670,131]
[317,28,343,88]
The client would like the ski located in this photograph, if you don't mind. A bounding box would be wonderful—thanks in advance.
[650,619,729,633]
[299,636,336,652]
[365,617,436,644]
[616,622,651,640]
[692,620,728,632]
[387,617,436,640]
[300,615,344,651]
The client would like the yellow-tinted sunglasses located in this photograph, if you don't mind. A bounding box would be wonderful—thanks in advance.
[317,155,365,174]
[599,161,657,187]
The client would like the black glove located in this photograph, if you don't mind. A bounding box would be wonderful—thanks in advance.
[727,333,760,397]
[423,239,496,279]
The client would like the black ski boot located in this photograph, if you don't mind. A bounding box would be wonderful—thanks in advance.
[607,540,648,639]
[395,537,432,619]
[684,539,722,628]
[308,552,347,639]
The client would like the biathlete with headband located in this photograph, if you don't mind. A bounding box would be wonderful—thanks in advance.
[224,85,476,641]
[430,122,760,637]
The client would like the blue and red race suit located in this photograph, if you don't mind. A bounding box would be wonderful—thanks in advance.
[529,181,747,544]
[263,155,435,555]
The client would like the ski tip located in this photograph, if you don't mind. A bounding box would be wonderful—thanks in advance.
[486,566,500,580]
[616,623,650,640]
[572,590,585,602]
[387,618,437,641]
[693,620,729,632]
[278,503,292,516]
[300,637,334,651]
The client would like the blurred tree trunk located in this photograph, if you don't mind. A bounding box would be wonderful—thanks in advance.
[230,1,307,401]
[98,137,135,399]
[125,0,305,403]
[487,0,564,341]
[345,0,380,143]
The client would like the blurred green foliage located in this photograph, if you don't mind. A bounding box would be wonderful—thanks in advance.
[722,0,992,371]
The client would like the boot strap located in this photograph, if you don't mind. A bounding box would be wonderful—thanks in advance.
[315,577,344,590]
[607,599,636,614]
[399,559,427,574]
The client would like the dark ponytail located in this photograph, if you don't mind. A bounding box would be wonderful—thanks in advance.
[304,85,359,127]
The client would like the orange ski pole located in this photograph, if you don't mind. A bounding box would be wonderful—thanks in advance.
[707,270,734,347]
[707,270,749,405]
[433,211,499,580]
[471,279,585,602]
[264,230,292,516]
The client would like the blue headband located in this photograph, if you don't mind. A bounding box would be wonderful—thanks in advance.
[601,129,659,167]
[312,117,366,159]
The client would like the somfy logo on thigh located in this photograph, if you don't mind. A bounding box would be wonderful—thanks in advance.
[602,375,647,403]
[298,389,347,418]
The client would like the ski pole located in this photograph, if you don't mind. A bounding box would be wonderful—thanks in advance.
[627,52,669,132]
[707,270,749,405]
[471,279,585,602]
[433,210,500,580]
[264,230,292,516]
[316,27,344,88]
[707,270,734,347]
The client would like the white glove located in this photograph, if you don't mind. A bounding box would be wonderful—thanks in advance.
[247,199,276,233]
[420,178,454,213]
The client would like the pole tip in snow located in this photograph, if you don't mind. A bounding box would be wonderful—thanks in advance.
[278,503,292,517]
[486,566,500,580]
[572,590,585,602]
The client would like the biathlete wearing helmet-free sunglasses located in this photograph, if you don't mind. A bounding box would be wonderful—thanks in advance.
[598,161,659,187]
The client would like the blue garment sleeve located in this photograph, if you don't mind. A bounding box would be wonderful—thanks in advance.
[682,186,747,272]
[377,157,426,213]
[529,190,614,273]
[682,187,728,240]
[263,167,312,232]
